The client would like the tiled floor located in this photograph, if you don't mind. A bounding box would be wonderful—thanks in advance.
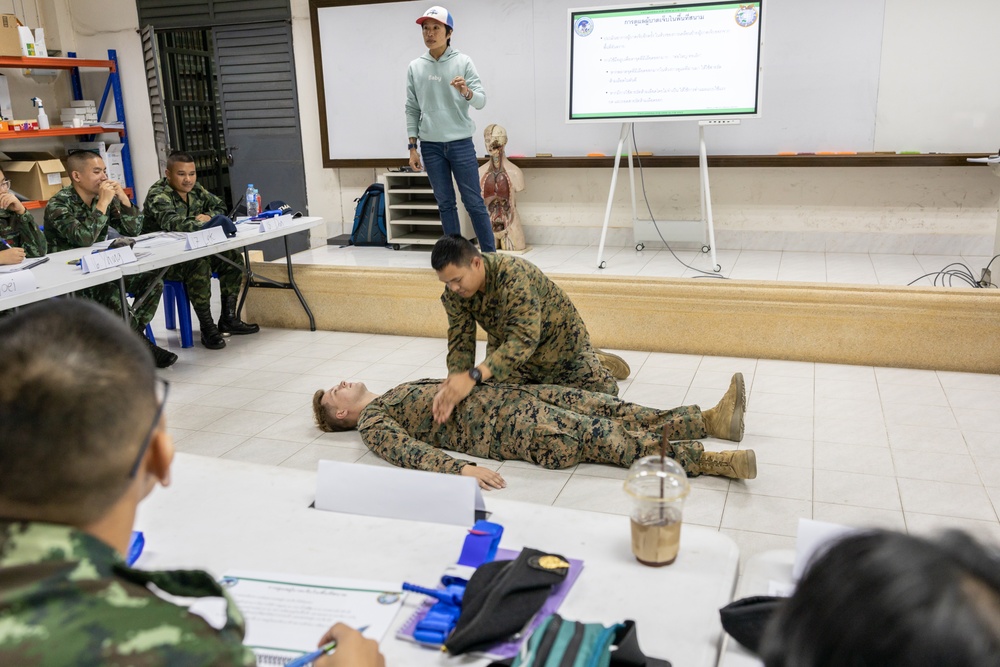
[287,242,996,287]
[153,298,1000,570]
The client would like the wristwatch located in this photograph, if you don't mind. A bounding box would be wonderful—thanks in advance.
[468,367,483,385]
[407,142,418,150]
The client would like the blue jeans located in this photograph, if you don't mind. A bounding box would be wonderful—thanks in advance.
[420,138,496,253]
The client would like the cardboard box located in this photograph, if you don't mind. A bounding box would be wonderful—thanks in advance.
[106,143,126,184]
[1,151,69,201]
[0,15,21,57]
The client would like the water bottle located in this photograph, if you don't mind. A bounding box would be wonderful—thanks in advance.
[246,184,258,217]
[254,187,262,216]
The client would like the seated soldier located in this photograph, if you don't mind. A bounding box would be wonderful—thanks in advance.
[0,300,382,667]
[759,529,1000,666]
[142,150,259,350]
[0,166,46,264]
[313,373,756,489]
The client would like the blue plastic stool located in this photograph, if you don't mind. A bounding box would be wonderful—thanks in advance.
[162,280,194,348]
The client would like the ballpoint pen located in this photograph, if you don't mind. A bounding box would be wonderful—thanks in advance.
[284,625,369,667]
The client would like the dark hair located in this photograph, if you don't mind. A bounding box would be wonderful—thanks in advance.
[0,300,159,524]
[446,25,452,46]
[65,149,102,175]
[166,151,196,169]
[431,234,480,271]
[759,529,1000,667]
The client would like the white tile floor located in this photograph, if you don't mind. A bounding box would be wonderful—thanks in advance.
[152,241,1000,569]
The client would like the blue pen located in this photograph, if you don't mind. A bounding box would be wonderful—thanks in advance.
[284,625,369,667]
[0,239,11,249]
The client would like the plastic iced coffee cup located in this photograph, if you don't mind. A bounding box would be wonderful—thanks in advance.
[624,455,690,566]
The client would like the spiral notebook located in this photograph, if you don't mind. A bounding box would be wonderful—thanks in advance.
[192,570,404,666]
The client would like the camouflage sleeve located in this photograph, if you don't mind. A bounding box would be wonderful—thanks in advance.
[482,271,541,382]
[8,211,46,257]
[109,200,143,237]
[201,187,227,217]
[358,404,468,475]
[443,292,478,375]
[44,194,106,248]
[143,190,200,232]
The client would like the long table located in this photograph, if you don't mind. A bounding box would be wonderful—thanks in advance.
[135,454,740,667]
[0,216,324,327]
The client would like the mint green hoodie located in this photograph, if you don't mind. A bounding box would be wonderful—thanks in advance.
[405,46,486,143]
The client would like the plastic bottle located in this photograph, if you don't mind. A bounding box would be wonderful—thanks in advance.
[31,97,48,130]
[246,184,258,217]
[254,186,262,216]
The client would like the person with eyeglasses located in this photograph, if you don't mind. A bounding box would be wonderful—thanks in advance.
[0,168,46,264]
[0,300,384,667]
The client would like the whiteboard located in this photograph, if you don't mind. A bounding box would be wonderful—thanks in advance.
[312,0,1000,162]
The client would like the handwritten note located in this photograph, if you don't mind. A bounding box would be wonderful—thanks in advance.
[0,268,38,299]
[259,215,295,233]
[80,247,138,274]
[185,227,228,250]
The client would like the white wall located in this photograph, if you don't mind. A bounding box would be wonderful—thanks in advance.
[6,0,997,255]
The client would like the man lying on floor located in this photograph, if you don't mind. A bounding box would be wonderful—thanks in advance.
[312,373,756,490]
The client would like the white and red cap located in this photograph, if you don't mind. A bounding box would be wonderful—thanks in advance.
[416,6,454,29]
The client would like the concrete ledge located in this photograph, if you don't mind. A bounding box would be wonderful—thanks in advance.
[245,263,1000,373]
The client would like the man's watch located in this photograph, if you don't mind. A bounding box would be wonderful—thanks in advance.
[468,367,483,385]
[408,142,418,150]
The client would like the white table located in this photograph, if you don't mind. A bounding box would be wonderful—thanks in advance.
[0,245,124,312]
[135,454,740,667]
[717,550,794,667]
[119,215,325,330]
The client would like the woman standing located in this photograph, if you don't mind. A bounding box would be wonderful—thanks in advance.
[406,6,496,253]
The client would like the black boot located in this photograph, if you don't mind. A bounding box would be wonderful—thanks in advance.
[141,333,178,368]
[194,305,226,350]
[218,294,259,335]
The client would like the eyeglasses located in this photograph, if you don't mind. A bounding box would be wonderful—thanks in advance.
[0,180,10,191]
[127,377,170,478]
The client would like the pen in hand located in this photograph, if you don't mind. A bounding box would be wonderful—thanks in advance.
[283,625,370,667]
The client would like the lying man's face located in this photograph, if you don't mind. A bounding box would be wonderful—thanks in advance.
[321,380,368,417]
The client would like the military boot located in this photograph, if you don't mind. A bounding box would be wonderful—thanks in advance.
[692,449,757,479]
[702,372,746,442]
[595,348,631,380]
[141,333,178,369]
[218,294,260,335]
[194,305,225,350]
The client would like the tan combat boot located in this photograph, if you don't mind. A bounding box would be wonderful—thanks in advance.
[702,372,746,442]
[693,449,757,479]
[595,348,630,380]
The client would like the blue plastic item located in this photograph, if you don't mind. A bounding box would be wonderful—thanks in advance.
[126,531,144,566]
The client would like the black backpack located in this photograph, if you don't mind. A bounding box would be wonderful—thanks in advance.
[350,183,387,246]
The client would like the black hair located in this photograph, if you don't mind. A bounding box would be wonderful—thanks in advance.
[759,529,1000,666]
[431,234,480,271]
[166,150,196,168]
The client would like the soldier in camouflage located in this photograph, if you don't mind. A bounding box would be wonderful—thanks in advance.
[0,167,45,263]
[313,373,756,489]
[142,150,259,349]
[0,300,382,667]
[430,234,621,426]
[43,151,176,368]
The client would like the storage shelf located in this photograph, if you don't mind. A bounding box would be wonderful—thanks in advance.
[0,126,123,139]
[0,56,116,71]
[382,171,473,248]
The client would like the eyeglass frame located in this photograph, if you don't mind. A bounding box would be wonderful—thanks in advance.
[0,179,10,191]
[127,377,170,478]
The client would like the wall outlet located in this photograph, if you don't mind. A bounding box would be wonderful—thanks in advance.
[980,267,992,287]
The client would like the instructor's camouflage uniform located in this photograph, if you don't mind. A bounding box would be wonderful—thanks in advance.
[358,379,707,475]
[442,253,617,395]
[43,186,162,332]
[142,178,244,308]
[0,521,256,665]
[0,208,46,257]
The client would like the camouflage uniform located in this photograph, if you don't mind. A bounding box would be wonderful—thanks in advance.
[0,520,255,666]
[358,379,707,475]
[442,253,618,395]
[43,186,162,332]
[141,178,245,308]
[0,208,46,257]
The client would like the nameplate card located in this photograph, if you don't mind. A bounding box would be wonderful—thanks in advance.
[258,215,294,233]
[315,460,485,527]
[80,246,137,274]
[0,268,37,299]
[184,227,228,250]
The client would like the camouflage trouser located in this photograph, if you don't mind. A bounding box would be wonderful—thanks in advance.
[79,271,163,333]
[495,345,619,397]
[163,250,245,310]
[493,385,708,475]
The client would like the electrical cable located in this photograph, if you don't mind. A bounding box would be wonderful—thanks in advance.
[631,125,726,279]
[907,255,999,288]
